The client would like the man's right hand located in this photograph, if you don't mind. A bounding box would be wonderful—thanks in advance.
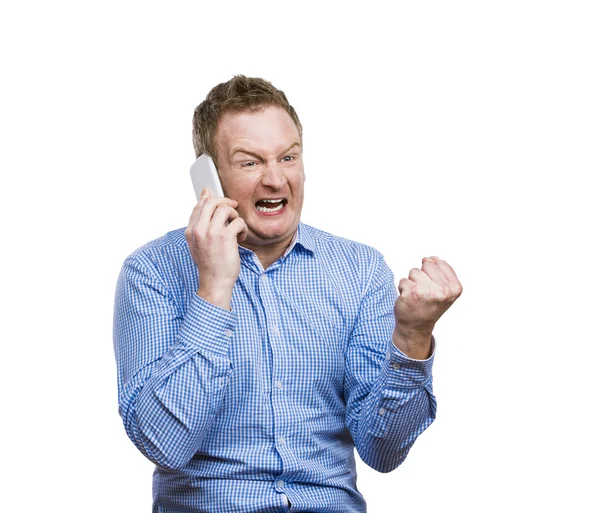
[185,188,248,310]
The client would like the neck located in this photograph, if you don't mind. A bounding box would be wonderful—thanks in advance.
[240,232,297,270]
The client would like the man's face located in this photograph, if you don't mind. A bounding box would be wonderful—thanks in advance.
[213,106,305,249]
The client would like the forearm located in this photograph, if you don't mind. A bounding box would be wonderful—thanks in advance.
[353,340,436,473]
[344,250,439,472]
[195,266,238,312]
[121,343,232,470]
[392,327,433,360]
[115,268,237,471]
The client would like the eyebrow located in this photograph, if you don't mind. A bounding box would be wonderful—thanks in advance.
[231,142,301,160]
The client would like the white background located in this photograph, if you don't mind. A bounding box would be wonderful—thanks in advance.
[2,1,598,511]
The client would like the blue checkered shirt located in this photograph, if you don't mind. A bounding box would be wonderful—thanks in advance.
[113,222,436,512]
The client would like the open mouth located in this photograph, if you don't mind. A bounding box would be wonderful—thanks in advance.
[255,198,288,213]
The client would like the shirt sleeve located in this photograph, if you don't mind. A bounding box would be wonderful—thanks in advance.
[113,254,236,471]
[344,251,437,473]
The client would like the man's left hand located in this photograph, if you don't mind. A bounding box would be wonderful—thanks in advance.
[393,256,463,360]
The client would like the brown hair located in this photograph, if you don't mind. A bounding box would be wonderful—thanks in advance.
[192,75,303,160]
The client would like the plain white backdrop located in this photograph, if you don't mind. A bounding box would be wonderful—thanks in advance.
[2,1,598,511]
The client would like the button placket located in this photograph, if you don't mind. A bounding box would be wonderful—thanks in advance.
[259,272,291,471]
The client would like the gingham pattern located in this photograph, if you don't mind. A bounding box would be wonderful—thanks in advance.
[114,222,436,513]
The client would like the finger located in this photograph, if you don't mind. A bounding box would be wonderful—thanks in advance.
[187,197,238,243]
[422,255,440,264]
[209,204,240,230]
[421,260,449,284]
[187,188,217,229]
[227,217,249,243]
[436,260,463,297]
[408,267,434,286]
[186,201,205,240]
[188,189,209,225]
[435,259,460,283]
[398,277,416,298]
[196,196,238,229]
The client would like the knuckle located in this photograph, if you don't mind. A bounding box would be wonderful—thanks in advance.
[426,288,438,301]
[185,226,199,240]
[411,285,425,299]
[207,224,225,237]
[437,283,450,298]
[205,226,219,240]
[221,204,236,216]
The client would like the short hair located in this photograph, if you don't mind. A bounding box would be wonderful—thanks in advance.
[192,75,303,160]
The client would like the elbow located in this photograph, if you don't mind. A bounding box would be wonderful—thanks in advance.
[373,456,408,474]
[150,452,192,472]
[139,431,198,472]
[123,412,195,472]
[135,433,195,471]
[356,441,409,473]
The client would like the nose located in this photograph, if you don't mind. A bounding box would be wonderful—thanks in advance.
[261,164,287,190]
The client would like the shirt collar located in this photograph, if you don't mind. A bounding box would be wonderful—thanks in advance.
[291,222,315,255]
[237,222,315,265]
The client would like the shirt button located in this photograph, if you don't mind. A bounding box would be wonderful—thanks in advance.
[386,351,391,360]
[278,436,286,445]
[224,329,233,338]
[392,363,401,370]
[260,274,268,282]
[379,407,386,416]
[272,326,280,336]
[277,480,285,489]
[275,381,283,390]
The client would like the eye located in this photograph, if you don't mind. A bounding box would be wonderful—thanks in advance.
[242,161,257,167]
[282,155,295,162]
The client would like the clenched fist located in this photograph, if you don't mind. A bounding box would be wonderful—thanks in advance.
[393,256,462,360]
[185,188,249,310]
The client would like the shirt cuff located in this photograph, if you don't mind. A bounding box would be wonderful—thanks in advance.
[177,293,238,357]
[382,336,436,388]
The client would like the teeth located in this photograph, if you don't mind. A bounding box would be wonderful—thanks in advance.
[261,199,284,203]
[256,202,285,213]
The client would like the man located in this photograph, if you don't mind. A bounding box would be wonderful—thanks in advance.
[114,75,462,512]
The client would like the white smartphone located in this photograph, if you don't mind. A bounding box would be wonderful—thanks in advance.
[190,154,225,200]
